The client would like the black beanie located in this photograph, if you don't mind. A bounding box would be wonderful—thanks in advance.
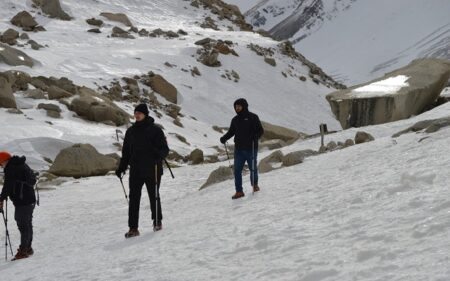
[233,98,248,109]
[134,103,149,116]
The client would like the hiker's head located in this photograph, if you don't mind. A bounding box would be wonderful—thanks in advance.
[134,103,149,121]
[0,151,12,167]
[233,98,248,113]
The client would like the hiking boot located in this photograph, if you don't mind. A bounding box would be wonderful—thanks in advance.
[253,185,260,193]
[124,228,140,238]
[153,221,163,232]
[27,247,34,256]
[231,191,245,200]
[12,247,29,261]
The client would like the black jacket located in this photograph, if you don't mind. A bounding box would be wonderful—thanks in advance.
[118,117,169,178]
[222,109,264,150]
[0,156,37,206]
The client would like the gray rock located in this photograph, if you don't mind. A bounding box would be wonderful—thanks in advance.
[2,70,31,91]
[0,76,16,108]
[70,91,129,126]
[88,28,101,33]
[326,141,338,151]
[32,0,72,20]
[10,11,39,30]
[100,12,133,26]
[264,57,276,67]
[49,144,117,178]
[19,33,29,40]
[165,104,181,119]
[201,50,221,67]
[195,38,214,46]
[393,117,450,137]
[344,139,355,147]
[189,148,204,165]
[355,131,375,144]
[0,43,36,67]
[282,149,317,167]
[1,29,19,45]
[261,121,305,142]
[24,89,46,99]
[259,139,286,150]
[199,166,233,190]
[327,59,450,129]
[258,150,283,173]
[28,40,44,50]
[144,73,178,104]
[37,103,61,118]
[48,85,72,100]
[86,18,103,27]
[111,26,135,39]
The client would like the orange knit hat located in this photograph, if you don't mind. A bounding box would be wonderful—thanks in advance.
[0,151,12,165]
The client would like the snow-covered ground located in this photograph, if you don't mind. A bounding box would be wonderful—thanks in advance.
[2,94,450,280]
[1,1,450,280]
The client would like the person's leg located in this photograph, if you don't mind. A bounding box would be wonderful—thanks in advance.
[14,205,34,251]
[128,175,145,229]
[144,172,162,227]
[246,149,259,187]
[234,150,246,193]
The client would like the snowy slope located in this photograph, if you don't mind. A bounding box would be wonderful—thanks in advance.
[1,96,450,280]
[0,0,341,141]
[230,0,450,84]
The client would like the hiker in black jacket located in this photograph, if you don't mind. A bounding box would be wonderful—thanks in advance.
[0,151,37,260]
[116,104,169,238]
[220,98,264,199]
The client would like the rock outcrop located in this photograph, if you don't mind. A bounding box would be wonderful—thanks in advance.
[327,59,450,129]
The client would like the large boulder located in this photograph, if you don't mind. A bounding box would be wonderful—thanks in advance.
[49,144,117,178]
[70,90,129,126]
[354,131,374,144]
[261,121,305,142]
[0,43,36,67]
[145,73,178,104]
[258,150,283,173]
[0,29,19,45]
[0,76,16,108]
[32,0,71,20]
[100,12,132,26]
[199,166,233,190]
[10,11,39,30]
[327,59,450,129]
[282,149,317,167]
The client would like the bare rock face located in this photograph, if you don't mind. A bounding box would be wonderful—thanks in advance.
[32,0,72,20]
[0,43,36,67]
[200,166,233,190]
[0,75,17,108]
[327,59,450,129]
[10,11,39,31]
[144,73,178,104]
[49,144,117,178]
[100,12,133,27]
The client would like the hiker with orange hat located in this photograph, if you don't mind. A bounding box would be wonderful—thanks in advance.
[0,151,37,260]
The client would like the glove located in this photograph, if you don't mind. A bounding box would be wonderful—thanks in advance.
[220,136,226,144]
[115,169,125,179]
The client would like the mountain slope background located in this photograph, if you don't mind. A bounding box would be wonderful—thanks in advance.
[235,0,450,84]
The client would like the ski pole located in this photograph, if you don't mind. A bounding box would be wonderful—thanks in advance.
[35,172,40,206]
[163,158,175,179]
[118,176,129,204]
[1,200,13,260]
[154,164,160,231]
[224,143,231,167]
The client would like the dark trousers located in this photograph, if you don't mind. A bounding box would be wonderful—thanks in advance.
[15,204,35,249]
[234,149,258,193]
[128,172,162,229]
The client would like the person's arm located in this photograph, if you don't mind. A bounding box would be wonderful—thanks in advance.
[154,128,169,160]
[116,130,131,177]
[220,118,236,143]
[254,115,264,139]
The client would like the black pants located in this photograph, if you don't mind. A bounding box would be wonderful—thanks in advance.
[15,204,35,249]
[128,172,162,229]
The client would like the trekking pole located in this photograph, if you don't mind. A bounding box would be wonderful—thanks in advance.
[1,200,14,260]
[163,159,175,179]
[118,176,129,204]
[154,164,160,231]
[35,172,40,206]
[224,143,231,167]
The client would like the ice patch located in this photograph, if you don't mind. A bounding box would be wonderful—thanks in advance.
[351,75,410,98]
